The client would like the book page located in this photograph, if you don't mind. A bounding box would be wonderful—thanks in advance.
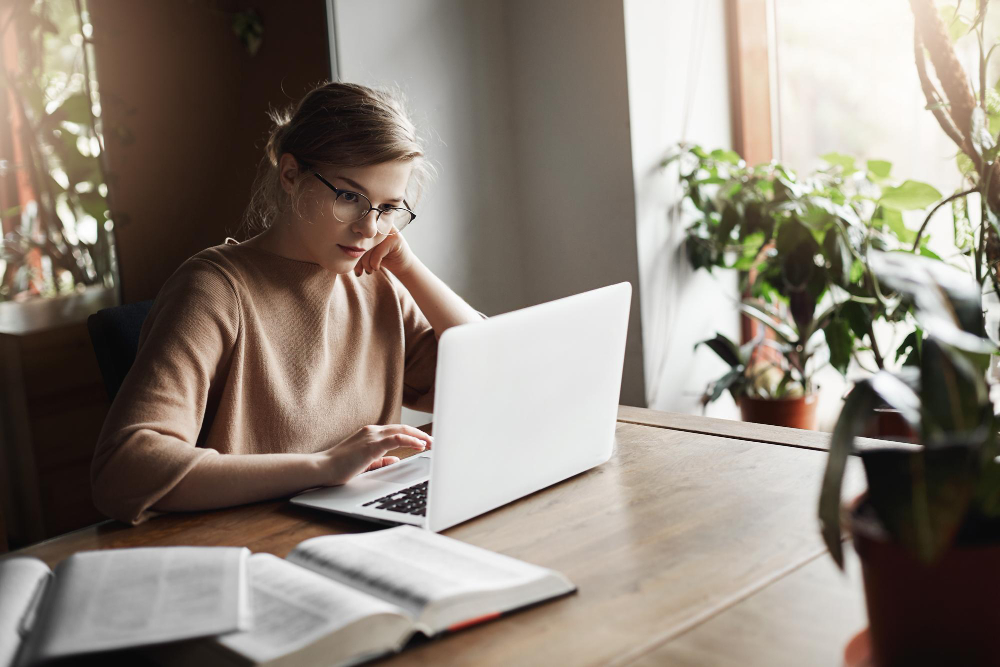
[20,546,250,663]
[216,553,410,665]
[286,526,557,617]
[0,558,51,667]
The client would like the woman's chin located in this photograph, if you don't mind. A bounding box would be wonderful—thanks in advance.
[326,259,359,276]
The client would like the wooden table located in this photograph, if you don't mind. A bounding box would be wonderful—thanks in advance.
[8,407,870,666]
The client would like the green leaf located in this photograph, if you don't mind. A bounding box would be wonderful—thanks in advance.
[953,195,974,252]
[939,5,971,41]
[823,228,852,287]
[821,152,856,174]
[77,191,108,222]
[849,259,864,283]
[870,251,991,350]
[705,367,746,405]
[987,90,1000,134]
[920,339,989,438]
[775,219,820,290]
[696,333,742,368]
[895,328,923,367]
[862,445,978,563]
[880,181,944,211]
[742,202,774,240]
[824,316,853,375]
[866,159,892,180]
[918,245,942,261]
[881,208,916,244]
[842,300,874,342]
[709,148,742,164]
[48,93,92,126]
[956,152,976,178]
[717,204,740,244]
[685,236,719,271]
[971,106,996,159]
[820,381,874,568]
[49,128,100,186]
[740,301,798,344]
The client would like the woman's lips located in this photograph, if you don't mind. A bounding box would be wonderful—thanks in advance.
[338,245,366,258]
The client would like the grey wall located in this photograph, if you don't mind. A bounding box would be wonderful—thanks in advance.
[335,0,524,319]
[623,0,740,417]
[501,0,646,407]
[334,0,647,418]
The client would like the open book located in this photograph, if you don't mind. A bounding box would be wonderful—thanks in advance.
[0,546,251,667]
[170,526,576,667]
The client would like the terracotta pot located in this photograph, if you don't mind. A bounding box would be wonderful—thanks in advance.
[860,407,918,442]
[850,496,1000,666]
[738,394,817,430]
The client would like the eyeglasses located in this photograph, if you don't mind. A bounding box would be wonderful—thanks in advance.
[312,173,416,235]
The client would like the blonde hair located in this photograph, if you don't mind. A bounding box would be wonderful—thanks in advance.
[242,81,432,232]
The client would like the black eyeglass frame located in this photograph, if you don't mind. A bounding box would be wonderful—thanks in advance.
[312,172,416,234]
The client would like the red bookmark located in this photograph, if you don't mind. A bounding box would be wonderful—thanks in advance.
[447,612,501,632]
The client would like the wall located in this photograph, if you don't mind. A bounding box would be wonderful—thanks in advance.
[501,0,646,407]
[623,0,740,417]
[334,0,646,413]
[90,0,331,303]
[334,0,524,320]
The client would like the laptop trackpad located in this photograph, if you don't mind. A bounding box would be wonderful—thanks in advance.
[364,455,431,484]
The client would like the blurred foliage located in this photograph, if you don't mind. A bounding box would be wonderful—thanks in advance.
[0,0,115,302]
[820,251,1000,567]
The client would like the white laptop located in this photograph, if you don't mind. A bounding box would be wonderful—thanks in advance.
[291,282,631,532]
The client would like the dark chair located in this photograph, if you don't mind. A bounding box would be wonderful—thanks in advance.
[87,300,155,402]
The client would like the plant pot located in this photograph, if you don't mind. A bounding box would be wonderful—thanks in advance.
[738,394,817,430]
[849,496,1000,666]
[860,407,918,442]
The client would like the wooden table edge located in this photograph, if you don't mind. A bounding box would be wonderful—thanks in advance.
[616,405,909,453]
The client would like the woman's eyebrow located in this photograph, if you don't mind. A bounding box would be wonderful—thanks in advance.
[335,176,404,204]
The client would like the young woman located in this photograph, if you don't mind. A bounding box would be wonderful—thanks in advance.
[91,82,482,524]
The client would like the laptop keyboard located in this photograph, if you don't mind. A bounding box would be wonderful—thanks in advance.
[362,480,428,516]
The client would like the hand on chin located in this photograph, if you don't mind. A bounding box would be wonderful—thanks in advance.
[353,233,414,277]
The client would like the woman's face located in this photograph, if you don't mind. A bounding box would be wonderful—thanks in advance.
[279,158,414,274]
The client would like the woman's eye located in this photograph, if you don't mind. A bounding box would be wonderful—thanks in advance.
[341,192,359,203]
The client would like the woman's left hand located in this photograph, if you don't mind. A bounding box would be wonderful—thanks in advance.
[355,231,416,278]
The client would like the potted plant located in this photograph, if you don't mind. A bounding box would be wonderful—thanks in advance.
[697,327,818,430]
[671,145,942,429]
[819,250,1000,666]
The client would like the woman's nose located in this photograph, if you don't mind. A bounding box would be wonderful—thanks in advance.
[352,210,380,238]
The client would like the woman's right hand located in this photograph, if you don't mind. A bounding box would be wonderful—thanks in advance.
[317,424,432,486]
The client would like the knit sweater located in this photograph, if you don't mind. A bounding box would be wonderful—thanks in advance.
[91,239,438,524]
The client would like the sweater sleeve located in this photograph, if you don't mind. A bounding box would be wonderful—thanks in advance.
[91,259,241,524]
[394,277,439,413]
[392,277,488,413]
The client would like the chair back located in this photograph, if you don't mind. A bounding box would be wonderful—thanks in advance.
[87,300,154,401]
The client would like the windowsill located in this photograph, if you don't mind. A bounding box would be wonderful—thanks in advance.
[0,285,118,335]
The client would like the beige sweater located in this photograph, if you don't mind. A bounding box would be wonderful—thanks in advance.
[91,239,438,524]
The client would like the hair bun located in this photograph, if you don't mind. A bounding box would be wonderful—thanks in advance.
[265,122,288,166]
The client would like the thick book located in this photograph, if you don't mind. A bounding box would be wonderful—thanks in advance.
[166,526,576,667]
[0,546,251,667]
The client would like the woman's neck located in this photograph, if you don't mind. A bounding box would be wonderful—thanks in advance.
[244,219,316,265]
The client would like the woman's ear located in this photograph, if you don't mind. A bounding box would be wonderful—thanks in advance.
[278,153,301,195]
